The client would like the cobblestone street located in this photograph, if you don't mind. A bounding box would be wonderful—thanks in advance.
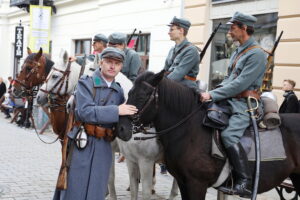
[0,114,286,200]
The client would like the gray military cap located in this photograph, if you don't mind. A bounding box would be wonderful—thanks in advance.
[100,47,125,62]
[108,32,127,45]
[168,16,191,30]
[227,12,257,27]
[93,34,108,43]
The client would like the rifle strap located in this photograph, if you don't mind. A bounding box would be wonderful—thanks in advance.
[231,45,260,70]
[170,44,192,66]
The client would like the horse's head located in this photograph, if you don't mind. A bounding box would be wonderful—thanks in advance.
[37,50,81,106]
[117,70,165,141]
[13,47,54,97]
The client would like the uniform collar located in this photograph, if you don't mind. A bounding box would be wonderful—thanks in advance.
[236,37,256,54]
[92,68,120,91]
[174,38,189,51]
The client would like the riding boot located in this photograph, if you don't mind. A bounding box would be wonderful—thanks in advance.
[218,142,252,197]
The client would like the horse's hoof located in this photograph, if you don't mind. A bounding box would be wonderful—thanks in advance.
[152,189,155,194]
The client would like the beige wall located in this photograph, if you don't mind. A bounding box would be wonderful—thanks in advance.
[184,0,210,81]
[273,0,300,103]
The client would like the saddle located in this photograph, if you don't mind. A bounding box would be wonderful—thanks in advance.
[211,126,286,187]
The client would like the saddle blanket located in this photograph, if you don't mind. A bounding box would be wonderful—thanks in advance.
[211,127,286,187]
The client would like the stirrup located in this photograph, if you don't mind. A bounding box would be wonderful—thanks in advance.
[218,185,252,198]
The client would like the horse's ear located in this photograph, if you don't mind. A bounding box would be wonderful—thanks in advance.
[63,51,68,64]
[27,47,32,55]
[34,48,43,61]
[150,70,165,86]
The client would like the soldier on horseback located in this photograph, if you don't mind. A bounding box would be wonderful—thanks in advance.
[201,12,267,197]
[164,17,200,92]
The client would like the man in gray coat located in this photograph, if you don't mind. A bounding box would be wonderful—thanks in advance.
[108,32,142,82]
[53,47,138,200]
[201,12,267,197]
[164,17,200,91]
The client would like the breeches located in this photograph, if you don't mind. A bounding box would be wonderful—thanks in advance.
[221,112,250,148]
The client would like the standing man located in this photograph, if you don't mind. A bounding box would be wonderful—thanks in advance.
[279,79,299,113]
[164,16,200,91]
[108,32,142,82]
[201,12,267,197]
[0,77,7,102]
[53,47,138,200]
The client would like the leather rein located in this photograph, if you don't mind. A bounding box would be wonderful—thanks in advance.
[131,81,203,140]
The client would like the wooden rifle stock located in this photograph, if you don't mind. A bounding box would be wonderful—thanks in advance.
[56,110,74,190]
[266,31,283,71]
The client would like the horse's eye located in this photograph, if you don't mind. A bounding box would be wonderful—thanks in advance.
[52,74,58,79]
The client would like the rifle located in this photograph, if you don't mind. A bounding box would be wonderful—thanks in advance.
[127,28,137,46]
[134,30,142,50]
[266,30,283,71]
[200,22,222,63]
[56,110,75,190]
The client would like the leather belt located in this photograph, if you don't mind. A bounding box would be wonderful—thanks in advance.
[74,121,115,141]
[236,90,260,99]
[165,71,196,81]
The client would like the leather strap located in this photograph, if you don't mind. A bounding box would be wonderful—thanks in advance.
[232,45,260,70]
[236,90,260,99]
[184,75,196,81]
[170,44,192,66]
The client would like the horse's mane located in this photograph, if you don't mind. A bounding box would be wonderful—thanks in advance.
[136,72,200,115]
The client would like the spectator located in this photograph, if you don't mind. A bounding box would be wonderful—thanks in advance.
[1,93,15,119]
[0,77,6,100]
[279,79,299,113]
[7,76,13,93]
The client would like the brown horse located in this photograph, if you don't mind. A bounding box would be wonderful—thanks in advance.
[13,47,54,97]
[117,71,300,200]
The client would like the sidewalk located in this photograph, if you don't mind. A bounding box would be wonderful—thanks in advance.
[0,113,285,200]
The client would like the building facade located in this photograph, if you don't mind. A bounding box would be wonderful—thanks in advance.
[184,0,300,104]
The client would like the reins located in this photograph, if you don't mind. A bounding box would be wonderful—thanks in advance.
[131,81,204,140]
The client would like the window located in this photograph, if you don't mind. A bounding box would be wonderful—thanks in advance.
[75,39,92,56]
[209,13,278,90]
[127,33,151,70]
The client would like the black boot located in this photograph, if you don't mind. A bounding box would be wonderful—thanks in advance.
[218,142,252,197]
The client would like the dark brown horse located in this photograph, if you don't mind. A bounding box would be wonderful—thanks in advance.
[13,47,54,97]
[117,70,300,200]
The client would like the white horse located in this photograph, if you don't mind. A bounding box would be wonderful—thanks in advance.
[37,50,178,200]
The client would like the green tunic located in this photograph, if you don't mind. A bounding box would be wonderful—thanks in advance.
[209,37,267,148]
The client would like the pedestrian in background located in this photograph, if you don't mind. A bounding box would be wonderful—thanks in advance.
[279,79,299,113]
[0,77,7,104]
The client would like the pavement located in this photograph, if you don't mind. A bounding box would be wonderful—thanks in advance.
[0,112,292,200]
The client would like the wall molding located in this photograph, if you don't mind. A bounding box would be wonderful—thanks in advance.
[275,63,300,67]
[278,14,300,19]
[185,4,206,9]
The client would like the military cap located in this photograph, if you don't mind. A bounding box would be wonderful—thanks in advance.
[100,47,125,62]
[168,16,191,30]
[108,32,127,45]
[93,34,108,43]
[227,12,257,27]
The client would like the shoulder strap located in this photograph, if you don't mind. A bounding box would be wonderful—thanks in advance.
[170,44,192,65]
[232,45,260,70]
[92,87,114,106]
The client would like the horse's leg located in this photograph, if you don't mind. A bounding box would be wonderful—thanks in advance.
[168,178,179,200]
[108,148,117,200]
[177,180,189,200]
[139,160,155,200]
[126,159,139,200]
[290,173,300,193]
[186,181,208,200]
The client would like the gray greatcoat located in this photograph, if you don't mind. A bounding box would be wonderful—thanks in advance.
[164,38,200,91]
[122,48,141,82]
[53,68,125,200]
[209,37,267,148]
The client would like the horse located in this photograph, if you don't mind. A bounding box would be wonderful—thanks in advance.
[12,47,54,127]
[117,70,300,200]
[13,47,54,97]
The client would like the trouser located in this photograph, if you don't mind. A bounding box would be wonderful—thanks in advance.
[221,112,250,148]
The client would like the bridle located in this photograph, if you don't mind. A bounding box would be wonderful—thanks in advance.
[15,56,46,90]
[130,81,203,140]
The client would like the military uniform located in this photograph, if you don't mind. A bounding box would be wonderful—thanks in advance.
[164,17,200,91]
[53,48,125,200]
[108,32,142,82]
[210,36,266,148]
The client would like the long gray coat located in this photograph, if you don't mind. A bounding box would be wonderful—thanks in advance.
[53,69,125,200]
[209,37,267,148]
[122,48,141,82]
